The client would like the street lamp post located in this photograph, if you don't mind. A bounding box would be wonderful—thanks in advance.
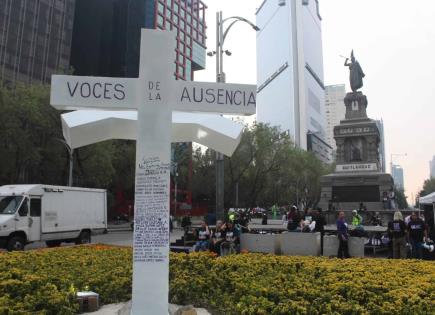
[56,138,74,186]
[208,11,259,221]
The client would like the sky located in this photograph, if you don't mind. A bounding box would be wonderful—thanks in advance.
[195,0,435,204]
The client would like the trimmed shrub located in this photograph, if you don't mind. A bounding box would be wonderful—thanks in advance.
[0,246,434,314]
[170,253,435,315]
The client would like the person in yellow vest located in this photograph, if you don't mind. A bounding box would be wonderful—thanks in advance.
[228,210,236,223]
[351,209,363,226]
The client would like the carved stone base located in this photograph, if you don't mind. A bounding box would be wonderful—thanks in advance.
[344,91,368,120]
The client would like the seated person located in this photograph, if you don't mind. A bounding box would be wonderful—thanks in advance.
[287,206,300,231]
[370,212,382,226]
[193,221,210,252]
[220,221,240,255]
[300,218,316,233]
[351,210,363,227]
[211,220,225,255]
[350,209,367,237]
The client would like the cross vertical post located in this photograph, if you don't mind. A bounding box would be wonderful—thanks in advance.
[131,30,175,315]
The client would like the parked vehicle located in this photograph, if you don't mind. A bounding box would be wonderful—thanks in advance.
[0,185,107,251]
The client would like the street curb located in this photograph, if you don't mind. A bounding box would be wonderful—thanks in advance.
[107,228,132,232]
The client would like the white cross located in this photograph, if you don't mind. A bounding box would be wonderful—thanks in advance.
[50,29,256,315]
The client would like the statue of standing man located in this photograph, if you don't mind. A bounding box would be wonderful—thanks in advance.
[345,50,365,92]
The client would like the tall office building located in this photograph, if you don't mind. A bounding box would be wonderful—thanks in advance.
[256,0,326,157]
[375,119,386,173]
[0,0,76,85]
[391,164,404,190]
[70,0,206,80]
[324,84,346,152]
[430,156,435,178]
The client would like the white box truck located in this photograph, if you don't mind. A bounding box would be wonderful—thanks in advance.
[0,185,107,251]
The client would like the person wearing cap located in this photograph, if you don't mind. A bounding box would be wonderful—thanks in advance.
[351,209,363,226]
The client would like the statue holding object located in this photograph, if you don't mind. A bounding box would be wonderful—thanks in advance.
[345,50,365,92]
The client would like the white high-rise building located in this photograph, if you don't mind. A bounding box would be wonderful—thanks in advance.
[256,0,326,154]
[430,156,435,178]
[325,85,346,151]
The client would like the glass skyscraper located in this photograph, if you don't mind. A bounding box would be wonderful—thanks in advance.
[0,0,76,85]
[70,0,206,80]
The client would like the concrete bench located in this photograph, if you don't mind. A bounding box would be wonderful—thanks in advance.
[322,235,365,257]
[240,233,278,254]
[280,232,321,256]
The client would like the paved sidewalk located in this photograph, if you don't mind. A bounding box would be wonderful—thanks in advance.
[85,302,211,315]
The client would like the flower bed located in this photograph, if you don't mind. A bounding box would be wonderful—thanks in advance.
[0,246,434,314]
[170,253,435,315]
[0,245,132,314]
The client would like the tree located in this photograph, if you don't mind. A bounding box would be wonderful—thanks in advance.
[420,178,435,197]
[0,84,116,189]
[394,188,409,209]
[191,123,329,210]
[0,84,66,184]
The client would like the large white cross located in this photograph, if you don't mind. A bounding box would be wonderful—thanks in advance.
[51,29,256,315]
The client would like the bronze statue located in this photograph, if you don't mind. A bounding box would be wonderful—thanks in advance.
[345,50,365,92]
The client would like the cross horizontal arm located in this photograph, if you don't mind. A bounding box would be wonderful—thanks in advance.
[51,75,139,111]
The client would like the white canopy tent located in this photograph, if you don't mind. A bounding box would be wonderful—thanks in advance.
[419,192,435,205]
[61,110,244,156]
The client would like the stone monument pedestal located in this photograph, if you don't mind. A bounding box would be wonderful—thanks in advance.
[319,172,393,212]
[319,91,394,212]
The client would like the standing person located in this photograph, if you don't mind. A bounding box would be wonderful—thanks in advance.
[282,210,288,227]
[271,204,278,219]
[211,220,225,255]
[261,211,268,225]
[358,202,367,213]
[382,192,389,209]
[169,215,174,233]
[389,189,396,210]
[313,208,326,255]
[407,212,428,259]
[336,211,350,258]
[387,211,407,259]
[193,221,210,252]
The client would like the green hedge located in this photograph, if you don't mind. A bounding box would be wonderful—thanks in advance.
[0,245,131,314]
[169,253,435,315]
[0,246,434,314]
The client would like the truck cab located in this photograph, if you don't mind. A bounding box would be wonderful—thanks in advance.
[0,193,42,251]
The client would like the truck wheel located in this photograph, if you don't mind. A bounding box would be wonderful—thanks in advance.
[76,230,91,245]
[7,236,25,251]
[46,240,61,248]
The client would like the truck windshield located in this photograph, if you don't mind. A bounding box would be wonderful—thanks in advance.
[0,196,24,215]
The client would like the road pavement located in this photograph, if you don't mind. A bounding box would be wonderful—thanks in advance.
[0,228,185,251]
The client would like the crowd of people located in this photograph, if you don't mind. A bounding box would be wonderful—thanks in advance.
[283,205,326,233]
[184,204,433,260]
[192,220,240,256]
[336,210,433,259]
